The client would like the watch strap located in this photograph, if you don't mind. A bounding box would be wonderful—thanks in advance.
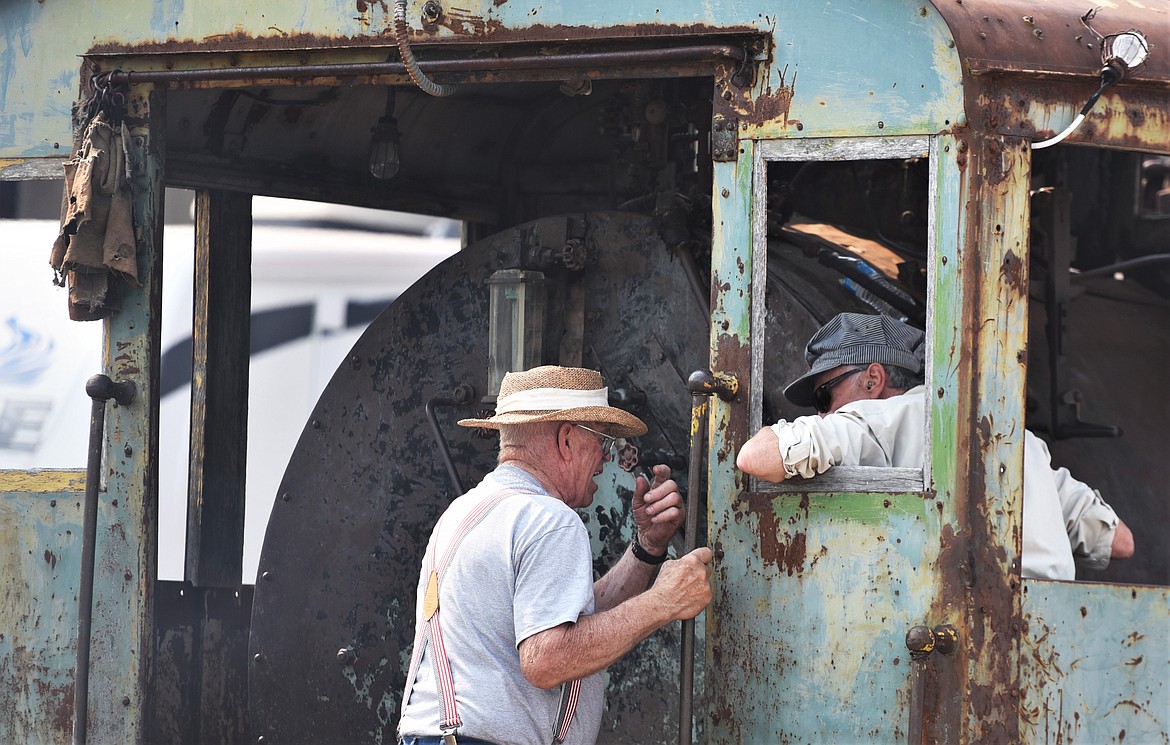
[631,537,668,565]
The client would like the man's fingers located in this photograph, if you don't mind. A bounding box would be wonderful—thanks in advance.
[688,547,713,565]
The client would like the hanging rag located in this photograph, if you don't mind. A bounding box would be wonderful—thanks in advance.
[49,109,139,321]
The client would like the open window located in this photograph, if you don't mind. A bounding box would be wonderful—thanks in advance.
[748,137,934,494]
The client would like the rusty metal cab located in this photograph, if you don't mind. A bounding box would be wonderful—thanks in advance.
[1,1,1167,743]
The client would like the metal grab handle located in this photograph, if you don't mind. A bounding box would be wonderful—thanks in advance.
[678,370,737,745]
[74,375,135,745]
[905,624,958,745]
[423,384,477,497]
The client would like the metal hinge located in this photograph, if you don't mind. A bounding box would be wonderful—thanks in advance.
[712,115,739,162]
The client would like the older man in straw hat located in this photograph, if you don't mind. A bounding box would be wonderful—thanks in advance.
[398,366,713,745]
[737,312,1133,581]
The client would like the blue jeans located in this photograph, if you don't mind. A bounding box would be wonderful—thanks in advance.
[399,737,498,745]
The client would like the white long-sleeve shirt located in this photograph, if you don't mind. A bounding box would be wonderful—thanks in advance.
[768,386,1119,580]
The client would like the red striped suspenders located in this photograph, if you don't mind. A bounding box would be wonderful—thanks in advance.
[401,489,582,744]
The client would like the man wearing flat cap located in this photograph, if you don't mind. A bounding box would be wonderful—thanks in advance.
[737,312,1133,580]
[399,366,713,745]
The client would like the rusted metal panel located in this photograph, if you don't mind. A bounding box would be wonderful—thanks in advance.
[3,0,966,159]
[933,0,1170,152]
[709,488,946,742]
[924,133,972,743]
[0,471,86,745]
[937,132,1032,742]
[82,83,165,742]
[1019,581,1170,745]
[981,87,1170,155]
[729,2,964,140]
[932,0,1170,84]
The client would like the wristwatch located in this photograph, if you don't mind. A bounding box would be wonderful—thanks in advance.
[631,537,668,565]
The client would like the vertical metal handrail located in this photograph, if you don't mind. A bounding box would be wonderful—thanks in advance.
[905,624,958,745]
[678,370,737,745]
[74,375,135,745]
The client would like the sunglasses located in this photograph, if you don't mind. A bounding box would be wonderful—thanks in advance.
[575,424,618,456]
[812,367,867,414]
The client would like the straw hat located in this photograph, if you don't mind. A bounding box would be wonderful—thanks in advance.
[783,313,925,407]
[458,366,647,437]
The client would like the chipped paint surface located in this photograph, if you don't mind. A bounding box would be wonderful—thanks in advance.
[0,0,968,159]
[1020,581,1170,745]
[0,483,85,744]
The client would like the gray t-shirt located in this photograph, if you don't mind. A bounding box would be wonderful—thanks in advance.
[398,465,605,745]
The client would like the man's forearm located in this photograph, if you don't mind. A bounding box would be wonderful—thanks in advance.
[593,543,657,612]
[519,591,668,689]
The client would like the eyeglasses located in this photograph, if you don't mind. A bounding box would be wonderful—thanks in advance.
[812,367,866,414]
[575,424,617,456]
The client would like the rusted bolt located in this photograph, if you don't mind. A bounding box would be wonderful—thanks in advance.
[421,0,442,24]
[124,571,132,581]
[906,625,936,657]
[919,6,927,16]
[714,121,725,132]
[937,387,945,398]
[453,383,476,405]
[721,319,730,331]
[53,142,59,149]
[121,696,130,707]
[1033,28,1043,39]
[337,647,357,665]
[124,444,133,457]
[722,90,732,101]
[721,188,730,199]
[1022,15,1033,24]
[877,121,885,129]
[932,624,958,655]
[979,32,987,39]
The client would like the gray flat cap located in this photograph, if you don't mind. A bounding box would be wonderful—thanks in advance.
[783,313,926,407]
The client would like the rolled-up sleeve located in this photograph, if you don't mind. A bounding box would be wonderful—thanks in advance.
[1053,470,1119,571]
[770,410,891,479]
[1026,432,1119,572]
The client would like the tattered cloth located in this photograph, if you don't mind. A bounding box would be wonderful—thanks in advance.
[49,110,139,321]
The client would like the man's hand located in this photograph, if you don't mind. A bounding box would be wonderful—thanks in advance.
[650,547,713,620]
[632,464,685,556]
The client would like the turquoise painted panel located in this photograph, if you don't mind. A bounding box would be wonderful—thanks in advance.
[0,0,963,158]
[1020,581,1170,745]
[0,483,85,745]
[710,490,942,742]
